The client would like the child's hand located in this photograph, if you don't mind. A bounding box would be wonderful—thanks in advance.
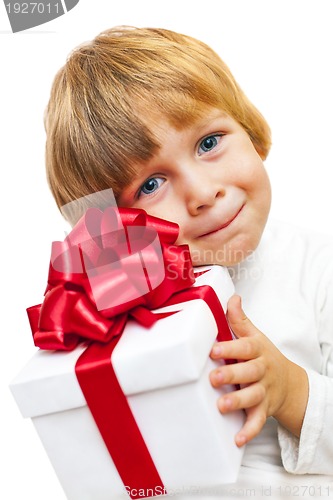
[210,295,309,447]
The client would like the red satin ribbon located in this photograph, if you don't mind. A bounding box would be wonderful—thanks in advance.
[27,207,232,498]
[75,338,165,496]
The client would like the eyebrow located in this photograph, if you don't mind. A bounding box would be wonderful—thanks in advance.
[194,110,229,133]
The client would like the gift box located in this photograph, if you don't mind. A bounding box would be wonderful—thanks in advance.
[10,265,245,499]
[10,207,245,499]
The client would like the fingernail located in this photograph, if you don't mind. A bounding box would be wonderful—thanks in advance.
[215,370,224,382]
[223,397,232,408]
[218,396,232,413]
[211,344,222,356]
[236,434,247,447]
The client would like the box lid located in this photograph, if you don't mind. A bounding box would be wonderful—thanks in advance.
[10,265,234,418]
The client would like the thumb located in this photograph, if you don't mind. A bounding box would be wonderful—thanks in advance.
[227,294,255,338]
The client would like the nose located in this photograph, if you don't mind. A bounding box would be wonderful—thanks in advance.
[183,168,225,215]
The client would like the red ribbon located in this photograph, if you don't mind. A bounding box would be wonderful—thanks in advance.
[27,207,232,498]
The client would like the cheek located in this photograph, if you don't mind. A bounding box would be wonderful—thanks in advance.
[256,169,272,211]
[137,202,186,230]
[238,156,271,201]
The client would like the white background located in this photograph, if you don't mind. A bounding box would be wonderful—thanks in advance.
[1,1,333,498]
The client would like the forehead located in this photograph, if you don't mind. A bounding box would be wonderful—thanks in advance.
[139,107,231,144]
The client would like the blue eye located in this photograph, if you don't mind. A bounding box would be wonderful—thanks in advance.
[198,135,221,155]
[139,177,165,196]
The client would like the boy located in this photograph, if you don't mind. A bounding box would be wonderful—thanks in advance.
[44,26,333,494]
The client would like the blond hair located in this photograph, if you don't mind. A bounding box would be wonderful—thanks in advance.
[45,26,271,224]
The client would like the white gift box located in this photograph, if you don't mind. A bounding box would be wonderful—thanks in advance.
[10,265,245,500]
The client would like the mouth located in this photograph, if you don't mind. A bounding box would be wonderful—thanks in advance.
[197,205,244,238]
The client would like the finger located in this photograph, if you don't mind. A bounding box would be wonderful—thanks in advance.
[210,337,262,361]
[227,295,257,338]
[217,382,266,414]
[210,340,235,359]
[210,359,265,387]
[235,405,267,447]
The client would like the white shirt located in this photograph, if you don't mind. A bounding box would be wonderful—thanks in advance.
[179,218,333,498]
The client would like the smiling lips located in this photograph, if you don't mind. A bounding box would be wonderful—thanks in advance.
[198,205,244,238]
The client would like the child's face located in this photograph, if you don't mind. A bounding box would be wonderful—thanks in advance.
[119,108,271,266]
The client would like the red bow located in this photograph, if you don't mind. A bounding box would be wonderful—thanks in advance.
[28,207,194,351]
